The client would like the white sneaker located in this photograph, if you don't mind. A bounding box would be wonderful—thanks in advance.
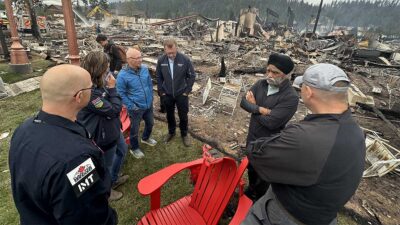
[130,149,145,159]
[141,138,157,147]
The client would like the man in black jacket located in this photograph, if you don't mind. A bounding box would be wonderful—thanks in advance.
[9,65,117,225]
[241,64,365,225]
[96,34,124,75]
[240,53,299,201]
[156,39,196,147]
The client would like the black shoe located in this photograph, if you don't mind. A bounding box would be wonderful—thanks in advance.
[164,133,175,143]
[182,136,191,147]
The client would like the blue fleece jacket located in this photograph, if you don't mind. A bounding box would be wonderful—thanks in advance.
[116,65,153,110]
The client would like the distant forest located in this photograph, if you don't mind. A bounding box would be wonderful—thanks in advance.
[109,0,400,35]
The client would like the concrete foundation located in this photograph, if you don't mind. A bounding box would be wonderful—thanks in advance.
[9,63,33,74]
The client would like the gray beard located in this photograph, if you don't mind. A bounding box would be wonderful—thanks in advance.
[266,77,286,86]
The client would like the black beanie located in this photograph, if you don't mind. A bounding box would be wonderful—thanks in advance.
[267,53,294,75]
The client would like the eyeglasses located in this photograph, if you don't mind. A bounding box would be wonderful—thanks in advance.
[73,87,93,97]
[128,56,143,60]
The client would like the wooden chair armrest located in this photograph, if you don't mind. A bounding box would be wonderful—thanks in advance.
[229,194,253,225]
[137,158,203,210]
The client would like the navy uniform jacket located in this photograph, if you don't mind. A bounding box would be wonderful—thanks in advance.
[156,52,196,97]
[78,86,122,149]
[9,110,117,225]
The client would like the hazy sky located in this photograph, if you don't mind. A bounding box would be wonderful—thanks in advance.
[303,0,368,5]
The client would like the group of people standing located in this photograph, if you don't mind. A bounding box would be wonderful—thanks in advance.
[8,33,366,225]
[240,53,365,225]
[9,36,196,224]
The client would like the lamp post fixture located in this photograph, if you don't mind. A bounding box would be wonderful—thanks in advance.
[4,0,32,74]
[61,0,80,65]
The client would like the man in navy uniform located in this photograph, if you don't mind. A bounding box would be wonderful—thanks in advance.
[9,65,117,225]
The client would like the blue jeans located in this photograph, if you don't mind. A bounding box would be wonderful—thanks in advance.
[128,107,154,150]
[103,144,117,177]
[111,132,128,184]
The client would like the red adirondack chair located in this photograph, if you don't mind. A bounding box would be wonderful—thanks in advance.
[137,145,252,225]
[120,106,130,144]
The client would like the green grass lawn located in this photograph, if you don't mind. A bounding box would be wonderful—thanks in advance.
[0,57,54,84]
[0,89,360,225]
[0,89,204,224]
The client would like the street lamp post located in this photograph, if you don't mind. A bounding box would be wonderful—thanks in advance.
[61,0,80,65]
[4,0,32,74]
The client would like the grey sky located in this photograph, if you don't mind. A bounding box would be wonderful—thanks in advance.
[303,0,375,5]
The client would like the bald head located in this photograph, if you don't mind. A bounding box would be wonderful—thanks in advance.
[126,48,141,58]
[40,64,92,103]
[126,48,142,69]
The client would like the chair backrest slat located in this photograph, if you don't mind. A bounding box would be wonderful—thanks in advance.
[197,162,230,215]
[189,157,245,225]
[190,159,212,207]
[192,161,224,208]
[210,157,249,225]
[203,164,236,223]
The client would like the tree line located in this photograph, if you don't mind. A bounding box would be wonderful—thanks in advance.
[109,0,400,35]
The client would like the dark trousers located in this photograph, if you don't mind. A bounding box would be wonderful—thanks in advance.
[128,107,154,150]
[159,95,166,113]
[242,187,338,225]
[164,94,189,137]
[247,163,270,201]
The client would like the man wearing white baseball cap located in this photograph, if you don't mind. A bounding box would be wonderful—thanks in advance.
[241,64,366,225]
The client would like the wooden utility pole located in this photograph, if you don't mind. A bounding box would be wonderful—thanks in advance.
[312,0,323,35]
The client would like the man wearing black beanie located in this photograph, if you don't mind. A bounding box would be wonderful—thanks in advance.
[240,53,299,201]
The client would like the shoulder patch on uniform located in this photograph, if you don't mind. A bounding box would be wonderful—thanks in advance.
[91,97,104,108]
[66,158,100,197]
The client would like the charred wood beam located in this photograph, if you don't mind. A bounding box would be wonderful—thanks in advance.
[357,103,400,119]
[352,60,400,70]
[234,67,266,74]
[153,113,240,161]
[218,57,226,77]
[357,102,400,139]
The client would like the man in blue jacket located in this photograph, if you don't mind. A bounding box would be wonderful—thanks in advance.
[156,39,196,147]
[116,48,156,158]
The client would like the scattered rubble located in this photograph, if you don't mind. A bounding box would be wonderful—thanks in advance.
[1,5,400,224]
[364,134,400,177]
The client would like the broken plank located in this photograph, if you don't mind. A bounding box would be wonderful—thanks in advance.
[357,102,400,140]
